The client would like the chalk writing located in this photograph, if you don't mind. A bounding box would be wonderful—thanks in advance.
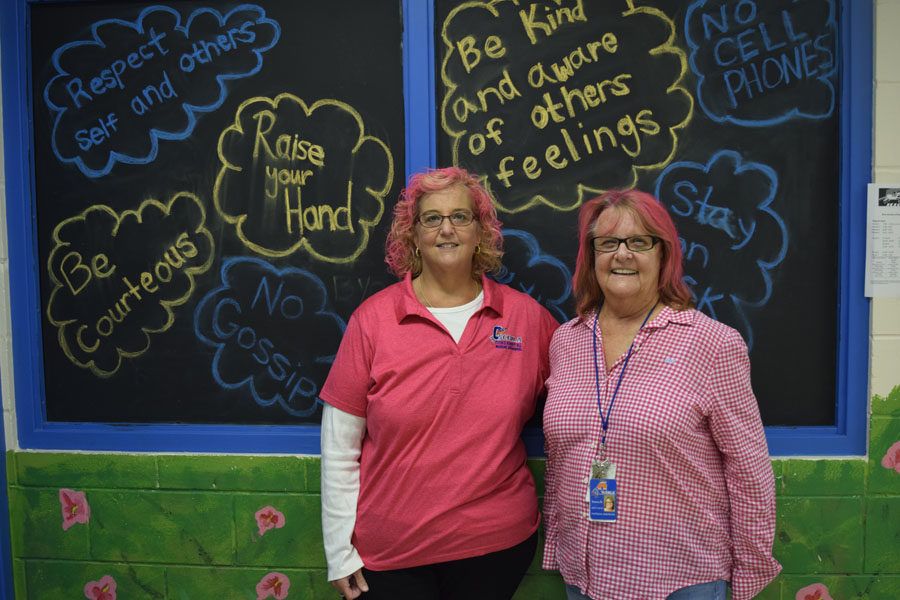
[194,257,345,417]
[655,150,787,348]
[330,274,392,313]
[441,0,692,212]
[42,4,280,177]
[45,192,214,376]
[490,229,571,322]
[685,0,836,126]
[214,93,394,262]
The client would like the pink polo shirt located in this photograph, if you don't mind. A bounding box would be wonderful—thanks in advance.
[319,273,558,570]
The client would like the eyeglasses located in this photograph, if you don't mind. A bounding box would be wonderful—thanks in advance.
[591,235,660,253]
[417,210,475,229]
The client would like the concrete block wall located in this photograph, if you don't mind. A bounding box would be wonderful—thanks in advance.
[7,453,334,599]
[6,412,900,600]
[873,1,900,404]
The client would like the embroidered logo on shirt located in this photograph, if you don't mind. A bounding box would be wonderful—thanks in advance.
[490,325,523,351]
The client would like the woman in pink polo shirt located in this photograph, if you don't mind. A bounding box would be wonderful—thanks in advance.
[319,167,558,599]
[541,189,781,600]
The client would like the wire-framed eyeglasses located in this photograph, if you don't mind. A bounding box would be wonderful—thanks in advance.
[417,210,475,229]
[591,235,660,253]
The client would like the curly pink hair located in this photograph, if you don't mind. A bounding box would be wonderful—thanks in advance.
[572,189,693,318]
[385,167,503,279]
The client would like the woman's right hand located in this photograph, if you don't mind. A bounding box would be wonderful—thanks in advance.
[330,568,369,599]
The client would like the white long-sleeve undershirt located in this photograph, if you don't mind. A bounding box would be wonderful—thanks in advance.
[320,403,367,581]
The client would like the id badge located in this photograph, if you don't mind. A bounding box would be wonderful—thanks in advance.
[588,464,617,522]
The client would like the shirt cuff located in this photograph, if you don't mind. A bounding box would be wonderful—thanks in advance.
[540,533,558,571]
[327,547,365,582]
[730,562,782,600]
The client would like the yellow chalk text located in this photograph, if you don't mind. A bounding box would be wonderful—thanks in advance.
[283,186,353,236]
[73,232,199,354]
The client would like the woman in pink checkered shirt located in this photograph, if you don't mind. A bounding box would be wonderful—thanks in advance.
[542,189,781,600]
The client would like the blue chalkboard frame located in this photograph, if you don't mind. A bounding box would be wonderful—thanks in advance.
[0,0,870,455]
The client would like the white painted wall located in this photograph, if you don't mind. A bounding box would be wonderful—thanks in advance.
[0,42,18,450]
[872,0,900,400]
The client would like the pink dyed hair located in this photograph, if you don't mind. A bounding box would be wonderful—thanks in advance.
[572,189,693,318]
[385,167,503,279]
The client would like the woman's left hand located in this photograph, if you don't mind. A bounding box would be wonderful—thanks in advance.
[330,568,369,599]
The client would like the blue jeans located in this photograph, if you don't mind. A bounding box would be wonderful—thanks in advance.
[565,579,728,600]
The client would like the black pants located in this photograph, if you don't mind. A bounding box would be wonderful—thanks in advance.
[359,530,538,600]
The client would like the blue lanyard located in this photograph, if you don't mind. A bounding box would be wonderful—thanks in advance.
[592,303,656,447]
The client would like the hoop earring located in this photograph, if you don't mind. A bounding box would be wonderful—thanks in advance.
[414,247,420,257]
[474,245,481,255]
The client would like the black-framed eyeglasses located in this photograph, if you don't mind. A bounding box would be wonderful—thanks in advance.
[417,210,475,229]
[591,235,660,253]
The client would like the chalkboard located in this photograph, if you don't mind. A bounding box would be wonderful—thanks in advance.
[31,0,405,424]
[436,0,840,426]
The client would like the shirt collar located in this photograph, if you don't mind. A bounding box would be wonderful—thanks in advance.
[394,271,503,322]
[567,304,694,330]
[645,305,693,329]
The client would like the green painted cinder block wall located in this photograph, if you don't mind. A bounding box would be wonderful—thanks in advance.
[6,387,900,599]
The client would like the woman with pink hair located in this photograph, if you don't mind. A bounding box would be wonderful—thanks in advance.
[320,167,558,599]
[542,189,780,600]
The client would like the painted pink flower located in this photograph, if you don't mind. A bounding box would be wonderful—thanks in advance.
[881,439,900,474]
[256,572,290,600]
[60,488,90,531]
[795,583,833,600]
[254,506,285,537]
[83,575,116,600]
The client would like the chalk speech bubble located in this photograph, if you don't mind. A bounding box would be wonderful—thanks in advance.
[685,0,837,126]
[214,93,394,263]
[441,0,692,213]
[490,229,571,322]
[43,4,280,178]
[46,192,214,376]
[655,150,787,347]
[194,257,345,417]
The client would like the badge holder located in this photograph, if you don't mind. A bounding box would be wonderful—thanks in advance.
[588,447,617,522]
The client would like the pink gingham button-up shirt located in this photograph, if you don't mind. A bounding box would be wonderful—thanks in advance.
[542,307,780,600]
